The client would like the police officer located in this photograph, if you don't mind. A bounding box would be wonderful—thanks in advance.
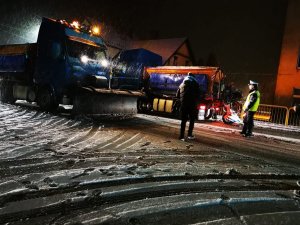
[240,80,260,137]
[176,72,200,141]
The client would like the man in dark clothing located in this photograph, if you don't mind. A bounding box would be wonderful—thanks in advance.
[293,104,300,116]
[176,72,200,141]
[241,80,260,137]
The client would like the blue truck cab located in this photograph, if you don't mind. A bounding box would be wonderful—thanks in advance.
[0,17,109,110]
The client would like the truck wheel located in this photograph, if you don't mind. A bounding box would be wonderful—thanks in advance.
[0,80,15,104]
[37,87,58,112]
[137,99,145,113]
[137,98,152,113]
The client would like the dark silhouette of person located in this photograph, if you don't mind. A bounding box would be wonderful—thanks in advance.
[176,72,201,141]
[293,104,300,116]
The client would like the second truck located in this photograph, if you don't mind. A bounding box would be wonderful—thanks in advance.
[137,66,225,120]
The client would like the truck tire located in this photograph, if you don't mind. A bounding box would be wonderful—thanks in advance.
[37,87,58,112]
[0,80,15,104]
[137,99,145,113]
[137,98,153,114]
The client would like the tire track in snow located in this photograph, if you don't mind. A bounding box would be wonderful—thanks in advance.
[96,131,128,150]
[114,133,144,151]
[0,104,12,112]
[0,109,18,117]
[0,114,91,148]
[0,139,50,159]
[8,124,98,159]
[51,126,104,156]
[38,116,66,128]
[0,157,58,168]
[43,117,70,129]
[78,131,127,156]
[94,132,145,153]
[1,109,30,120]
[29,111,43,119]
[62,125,100,146]
[0,112,92,159]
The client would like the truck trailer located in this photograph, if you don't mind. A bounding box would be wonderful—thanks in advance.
[0,17,142,116]
[138,66,224,120]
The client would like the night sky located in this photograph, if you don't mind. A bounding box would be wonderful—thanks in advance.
[0,0,288,75]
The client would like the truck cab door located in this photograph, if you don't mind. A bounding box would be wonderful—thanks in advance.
[35,40,66,98]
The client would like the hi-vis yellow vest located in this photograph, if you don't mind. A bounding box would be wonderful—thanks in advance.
[243,90,260,112]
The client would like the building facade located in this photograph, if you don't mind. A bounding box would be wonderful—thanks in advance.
[103,28,195,66]
[127,38,195,66]
[274,0,300,106]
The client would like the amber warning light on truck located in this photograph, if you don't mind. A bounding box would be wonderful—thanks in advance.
[58,19,101,37]
[91,26,100,35]
[70,21,80,29]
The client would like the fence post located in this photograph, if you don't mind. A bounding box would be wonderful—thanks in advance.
[285,107,290,126]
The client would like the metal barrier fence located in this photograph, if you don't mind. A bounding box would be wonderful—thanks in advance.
[255,105,300,126]
[255,104,288,125]
[214,102,300,127]
[287,107,300,126]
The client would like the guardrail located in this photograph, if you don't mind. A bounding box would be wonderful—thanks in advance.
[255,105,300,126]
[287,107,300,126]
[215,102,300,127]
[255,104,288,125]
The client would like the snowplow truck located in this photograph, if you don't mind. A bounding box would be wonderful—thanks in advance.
[138,66,224,120]
[0,17,142,116]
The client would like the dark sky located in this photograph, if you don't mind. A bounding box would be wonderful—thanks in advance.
[0,0,288,74]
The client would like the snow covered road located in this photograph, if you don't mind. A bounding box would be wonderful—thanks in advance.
[0,103,300,224]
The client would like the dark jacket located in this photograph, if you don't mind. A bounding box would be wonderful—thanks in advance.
[176,75,200,108]
[295,104,300,116]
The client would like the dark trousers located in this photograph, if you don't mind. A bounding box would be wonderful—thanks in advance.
[180,106,197,138]
[242,111,255,135]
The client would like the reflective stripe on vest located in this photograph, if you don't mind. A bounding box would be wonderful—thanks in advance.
[243,90,260,112]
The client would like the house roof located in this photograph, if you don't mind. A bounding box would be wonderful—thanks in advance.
[127,38,188,64]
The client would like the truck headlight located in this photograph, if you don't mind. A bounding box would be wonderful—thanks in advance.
[100,59,109,67]
[81,55,89,64]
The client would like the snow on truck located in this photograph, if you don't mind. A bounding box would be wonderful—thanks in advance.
[138,66,224,120]
[0,17,142,116]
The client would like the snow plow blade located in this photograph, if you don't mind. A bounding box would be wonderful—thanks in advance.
[73,87,144,117]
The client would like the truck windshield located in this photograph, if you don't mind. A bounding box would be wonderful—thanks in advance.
[66,39,106,61]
